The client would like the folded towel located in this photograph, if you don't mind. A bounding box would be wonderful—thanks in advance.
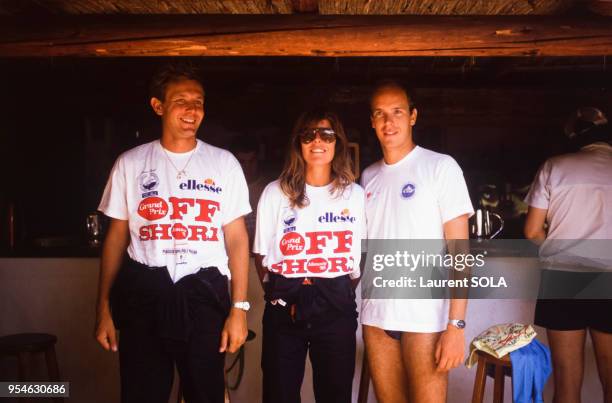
[466,323,536,368]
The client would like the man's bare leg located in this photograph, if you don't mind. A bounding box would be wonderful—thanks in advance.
[547,329,586,403]
[363,325,409,403]
[591,328,612,403]
[401,332,447,403]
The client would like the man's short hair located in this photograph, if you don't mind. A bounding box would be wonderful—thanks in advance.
[565,107,611,148]
[149,62,204,101]
[369,79,415,111]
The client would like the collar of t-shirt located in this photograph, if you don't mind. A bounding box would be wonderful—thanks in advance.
[305,182,333,195]
[158,140,201,160]
[381,145,422,171]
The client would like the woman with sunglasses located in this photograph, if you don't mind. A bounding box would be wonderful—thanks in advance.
[254,108,365,403]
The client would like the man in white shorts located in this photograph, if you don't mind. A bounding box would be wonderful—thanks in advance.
[94,63,251,403]
[361,81,474,402]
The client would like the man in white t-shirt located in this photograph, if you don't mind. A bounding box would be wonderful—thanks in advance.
[94,63,251,403]
[524,107,612,403]
[361,81,473,402]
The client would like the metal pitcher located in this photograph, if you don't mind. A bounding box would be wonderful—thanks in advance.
[86,212,102,247]
[470,208,504,240]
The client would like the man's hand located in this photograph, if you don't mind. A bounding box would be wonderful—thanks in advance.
[222,216,249,353]
[95,308,118,352]
[94,218,128,353]
[219,308,248,353]
[434,326,465,372]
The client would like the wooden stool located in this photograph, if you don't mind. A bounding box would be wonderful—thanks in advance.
[0,333,63,403]
[471,350,512,403]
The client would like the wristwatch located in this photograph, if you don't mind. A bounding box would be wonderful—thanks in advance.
[233,301,251,312]
[449,319,466,329]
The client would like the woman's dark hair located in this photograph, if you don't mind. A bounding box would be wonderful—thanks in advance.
[279,108,355,208]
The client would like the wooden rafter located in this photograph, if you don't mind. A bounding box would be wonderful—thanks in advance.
[1,15,612,57]
[0,0,577,15]
[291,0,319,13]
[319,0,575,15]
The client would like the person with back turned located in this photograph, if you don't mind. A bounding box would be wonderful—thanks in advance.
[525,107,612,403]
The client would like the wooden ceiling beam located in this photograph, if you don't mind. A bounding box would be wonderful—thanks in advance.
[0,0,577,15]
[1,15,612,57]
[319,0,575,15]
[3,0,295,15]
[291,0,319,13]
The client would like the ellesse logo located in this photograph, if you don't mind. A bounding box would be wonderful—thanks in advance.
[179,178,222,193]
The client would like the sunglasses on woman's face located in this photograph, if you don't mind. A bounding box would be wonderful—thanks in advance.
[299,128,337,144]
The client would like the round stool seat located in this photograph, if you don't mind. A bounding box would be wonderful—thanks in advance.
[477,350,511,365]
[0,333,57,355]
[0,332,63,402]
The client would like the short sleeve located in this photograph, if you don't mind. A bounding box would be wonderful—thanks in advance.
[359,173,367,188]
[98,157,129,220]
[361,203,368,242]
[253,182,279,256]
[436,157,475,224]
[524,160,551,210]
[221,164,252,226]
[351,186,367,279]
[360,164,376,188]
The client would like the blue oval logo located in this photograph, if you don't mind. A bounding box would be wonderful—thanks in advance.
[139,171,159,192]
[401,182,416,199]
[283,209,297,226]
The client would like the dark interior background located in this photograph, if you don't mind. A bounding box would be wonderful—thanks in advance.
[1,56,611,251]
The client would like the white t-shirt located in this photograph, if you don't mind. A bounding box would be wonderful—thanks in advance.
[525,142,612,271]
[98,139,251,282]
[253,180,366,279]
[361,146,474,332]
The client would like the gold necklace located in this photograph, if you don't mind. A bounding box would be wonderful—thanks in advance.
[162,145,197,180]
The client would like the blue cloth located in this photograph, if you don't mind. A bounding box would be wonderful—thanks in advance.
[509,339,552,403]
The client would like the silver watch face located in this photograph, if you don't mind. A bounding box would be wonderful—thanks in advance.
[234,302,250,311]
[456,320,466,329]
